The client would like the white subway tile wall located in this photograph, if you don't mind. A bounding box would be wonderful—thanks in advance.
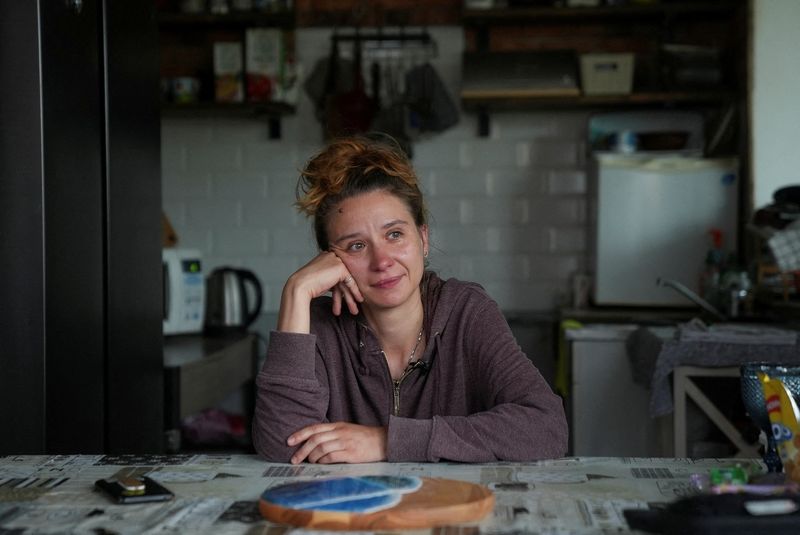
[162,27,590,315]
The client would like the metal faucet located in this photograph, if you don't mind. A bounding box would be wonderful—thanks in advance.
[656,277,727,321]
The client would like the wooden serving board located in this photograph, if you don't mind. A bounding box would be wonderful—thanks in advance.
[259,477,495,530]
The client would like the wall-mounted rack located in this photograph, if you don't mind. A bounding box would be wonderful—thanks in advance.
[330,30,437,59]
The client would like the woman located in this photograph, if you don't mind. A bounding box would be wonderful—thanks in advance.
[253,135,567,464]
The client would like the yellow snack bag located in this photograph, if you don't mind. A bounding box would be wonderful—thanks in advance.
[758,372,800,482]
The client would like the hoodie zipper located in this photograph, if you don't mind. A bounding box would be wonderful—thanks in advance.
[387,331,438,416]
[391,360,427,416]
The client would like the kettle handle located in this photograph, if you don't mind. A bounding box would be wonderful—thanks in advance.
[237,269,263,329]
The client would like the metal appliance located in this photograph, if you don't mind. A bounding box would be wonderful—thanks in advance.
[589,111,739,306]
[204,267,263,333]
[163,248,205,335]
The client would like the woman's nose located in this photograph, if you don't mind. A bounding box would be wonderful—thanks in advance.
[370,242,394,270]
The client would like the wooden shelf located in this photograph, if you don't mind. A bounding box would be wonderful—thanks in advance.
[462,90,739,111]
[157,11,294,28]
[160,101,295,117]
[160,101,295,138]
[462,2,741,24]
[463,90,739,137]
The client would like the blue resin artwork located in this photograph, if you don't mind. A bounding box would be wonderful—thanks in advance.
[261,475,422,514]
[360,476,422,492]
[313,493,402,514]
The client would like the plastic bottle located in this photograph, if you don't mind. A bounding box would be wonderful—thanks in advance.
[699,228,724,306]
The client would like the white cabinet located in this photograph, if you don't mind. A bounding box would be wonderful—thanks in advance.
[567,324,671,457]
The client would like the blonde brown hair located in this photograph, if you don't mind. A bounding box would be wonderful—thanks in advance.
[296,134,428,250]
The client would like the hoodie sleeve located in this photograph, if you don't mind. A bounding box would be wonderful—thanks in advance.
[252,331,330,462]
[388,296,568,463]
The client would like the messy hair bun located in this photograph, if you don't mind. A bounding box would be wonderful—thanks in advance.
[296,134,428,251]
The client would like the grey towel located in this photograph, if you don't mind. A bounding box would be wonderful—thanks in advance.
[627,321,800,417]
[678,321,798,345]
[626,326,666,387]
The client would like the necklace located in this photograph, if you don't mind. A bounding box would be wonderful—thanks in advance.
[408,328,424,364]
[382,327,424,365]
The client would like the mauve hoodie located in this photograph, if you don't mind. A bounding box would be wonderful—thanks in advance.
[253,271,568,463]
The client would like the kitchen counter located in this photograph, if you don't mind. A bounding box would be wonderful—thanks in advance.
[560,306,697,324]
[560,302,798,327]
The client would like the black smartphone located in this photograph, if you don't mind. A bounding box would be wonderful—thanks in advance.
[95,476,174,504]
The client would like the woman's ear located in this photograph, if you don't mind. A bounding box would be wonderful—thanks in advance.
[419,224,429,257]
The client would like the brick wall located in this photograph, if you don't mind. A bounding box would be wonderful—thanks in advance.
[162,27,590,320]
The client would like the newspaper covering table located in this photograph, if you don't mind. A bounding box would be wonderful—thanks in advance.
[0,454,762,534]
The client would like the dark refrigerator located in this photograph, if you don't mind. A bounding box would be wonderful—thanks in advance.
[0,1,163,453]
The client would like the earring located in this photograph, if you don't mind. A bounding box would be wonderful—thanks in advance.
[424,250,429,258]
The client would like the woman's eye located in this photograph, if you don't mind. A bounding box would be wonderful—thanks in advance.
[388,230,402,240]
[347,242,365,252]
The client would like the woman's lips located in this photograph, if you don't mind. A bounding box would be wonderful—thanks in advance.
[373,275,403,289]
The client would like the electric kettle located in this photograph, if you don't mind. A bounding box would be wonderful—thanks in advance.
[204,267,263,333]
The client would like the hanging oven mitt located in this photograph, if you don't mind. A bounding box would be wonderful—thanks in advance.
[405,63,459,133]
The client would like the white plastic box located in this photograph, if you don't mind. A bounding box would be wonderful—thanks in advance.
[580,53,634,95]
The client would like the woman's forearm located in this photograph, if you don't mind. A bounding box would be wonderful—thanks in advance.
[277,278,312,333]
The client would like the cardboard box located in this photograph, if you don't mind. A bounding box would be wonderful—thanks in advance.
[245,28,283,102]
[213,42,244,102]
[580,53,634,95]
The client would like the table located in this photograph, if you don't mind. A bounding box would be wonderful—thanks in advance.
[164,333,258,451]
[0,454,762,534]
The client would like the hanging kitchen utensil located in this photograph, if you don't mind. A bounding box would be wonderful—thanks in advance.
[306,32,359,137]
[371,59,381,112]
[330,35,374,137]
[371,45,412,156]
[321,35,345,138]
[405,62,459,133]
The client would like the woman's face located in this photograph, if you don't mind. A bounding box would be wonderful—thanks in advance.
[326,190,428,312]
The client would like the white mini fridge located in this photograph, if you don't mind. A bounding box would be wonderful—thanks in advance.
[592,154,739,306]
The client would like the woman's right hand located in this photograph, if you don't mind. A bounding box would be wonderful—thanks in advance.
[277,252,364,333]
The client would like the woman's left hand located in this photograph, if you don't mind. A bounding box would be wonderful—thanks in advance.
[287,422,387,464]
